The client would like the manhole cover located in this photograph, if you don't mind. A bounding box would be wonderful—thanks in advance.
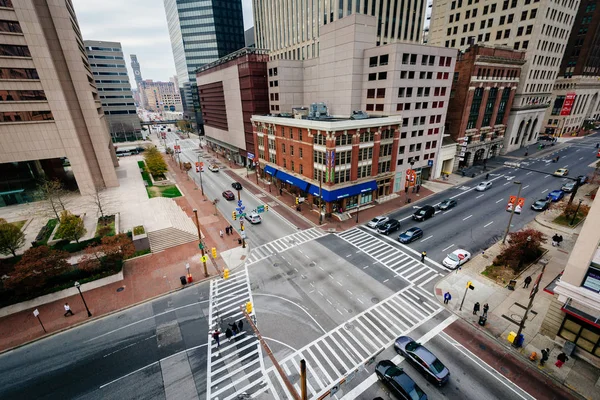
[287,271,295,276]
[116,287,125,292]
[371,297,380,304]
[309,262,316,267]
[273,263,280,268]
[347,308,353,314]
[344,323,355,330]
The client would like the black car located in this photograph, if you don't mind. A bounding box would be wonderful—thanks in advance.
[438,199,457,211]
[412,205,435,221]
[530,198,550,211]
[231,182,242,190]
[377,219,400,235]
[398,227,423,244]
[375,360,427,400]
[394,336,450,386]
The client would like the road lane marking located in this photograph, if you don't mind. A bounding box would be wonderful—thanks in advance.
[544,175,550,178]
[496,199,503,203]
[294,268,299,272]
[523,185,529,189]
[484,221,494,228]
[443,209,453,214]
[319,266,324,271]
[442,244,455,252]
[476,194,484,199]
[503,181,511,186]
[253,293,326,334]
[526,171,533,175]
[347,290,353,295]
[542,189,549,193]
[383,279,389,283]
[337,281,343,287]
[463,215,473,221]
[346,254,352,258]
[103,335,156,358]
[326,298,333,305]
[298,249,304,254]
[357,298,364,304]
[420,235,433,243]
[336,308,343,315]
[328,273,334,279]
[579,157,584,160]
[363,265,369,269]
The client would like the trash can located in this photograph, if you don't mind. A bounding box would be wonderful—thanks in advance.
[238,238,242,244]
[187,275,193,283]
[180,276,187,286]
[514,334,525,348]
[478,315,487,326]
[407,198,412,203]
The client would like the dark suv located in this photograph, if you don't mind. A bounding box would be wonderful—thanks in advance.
[377,219,400,235]
[375,360,427,400]
[394,336,450,386]
[412,205,435,221]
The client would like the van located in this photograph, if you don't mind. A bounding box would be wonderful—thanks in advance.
[412,205,435,221]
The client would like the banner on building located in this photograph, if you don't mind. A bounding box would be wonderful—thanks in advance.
[506,196,526,214]
[405,169,417,187]
[560,93,576,116]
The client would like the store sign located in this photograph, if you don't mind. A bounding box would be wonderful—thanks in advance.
[560,92,576,116]
[582,266,600,293]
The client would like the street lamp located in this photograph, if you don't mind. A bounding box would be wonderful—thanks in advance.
[502,181,522,244]
[197,155,204,197]
[570,199,583,226]
[74,281,92,317]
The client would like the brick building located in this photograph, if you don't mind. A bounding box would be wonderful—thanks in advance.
[252,112,402,213]
[447,44,525,170]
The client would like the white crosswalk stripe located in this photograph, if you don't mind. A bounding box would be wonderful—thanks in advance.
[265,286,442,399]
[336,228,442,286]
[245,228,328,265]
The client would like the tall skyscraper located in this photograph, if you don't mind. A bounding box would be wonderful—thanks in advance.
[130,54,147,109]
[163,0,246,132]
[253,0,428,60]
[428,0,578,153]
[0,0,118,203]
[85,41,142,141]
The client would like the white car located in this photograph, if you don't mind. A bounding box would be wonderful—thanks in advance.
[245,212,262,224]
[368,216,389,229]
[476,181,492,191]
[208,164,219,172]
[442,249,472,269]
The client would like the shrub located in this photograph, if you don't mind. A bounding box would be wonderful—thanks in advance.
[0,218,26,257]
[78,234,135,272]
[133,225,145,235]
[56,211,86,243]
[493,229,545,273]
[4,246,70,294]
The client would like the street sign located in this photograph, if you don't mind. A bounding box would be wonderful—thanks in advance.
[239,213,246,218]
[201,255,208,263]
[257,205,265,213]
[33,309,39,317]
[238,200,242,207]
[428,160,433,167]
[247,152,255,160]
[198,243,204,250]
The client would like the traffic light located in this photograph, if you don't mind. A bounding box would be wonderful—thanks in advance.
[467,281,475,290]
[245,301,253,314]
[265,204,269,212]
[241,224,245,231]
[223,268,229,279]
[295,197,299,205]
[232,211,237,220]
[211,247,217,258]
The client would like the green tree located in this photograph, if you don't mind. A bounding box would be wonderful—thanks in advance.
[56,211,86,243]
[0,219,26,257]
[176,119,193,133]
[4,245,70,293]
[143,147,168,176]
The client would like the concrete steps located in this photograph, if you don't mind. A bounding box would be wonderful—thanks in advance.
[147,227,198,253]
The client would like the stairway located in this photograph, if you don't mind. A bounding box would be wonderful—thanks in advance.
[147,227,198,253]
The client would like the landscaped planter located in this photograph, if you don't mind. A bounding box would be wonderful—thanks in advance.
[48,213,86,246]
[132,225,150,252]
[149,173,172,187]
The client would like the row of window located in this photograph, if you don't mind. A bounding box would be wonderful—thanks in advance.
[369,54,389,67]
[401,54,451,67]
[0,44,31,58]
[87,55,124,60]
[0,0,13,8]
[0,19,22,33]
[93,72,128,76]
[400,128,441,139]
[0,90,46,102]
[103,110,137,115]
[396,101,445,111]
[0,67,39,80]
[476,68,518,80]
[0,110,53,122]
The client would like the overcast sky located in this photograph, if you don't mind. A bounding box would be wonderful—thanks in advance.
[72,0,254,83]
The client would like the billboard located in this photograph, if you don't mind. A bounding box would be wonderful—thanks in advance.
[560,93,576,116]
[506,196,526,214]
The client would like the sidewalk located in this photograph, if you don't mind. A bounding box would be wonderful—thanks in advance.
[0,153,248,354]
[434,191,600,399]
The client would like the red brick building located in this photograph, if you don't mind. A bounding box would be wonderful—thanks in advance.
[251,111,403,213]
[447,45,525,170]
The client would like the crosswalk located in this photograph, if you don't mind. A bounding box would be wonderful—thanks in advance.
[245,227,328,266]
[265,286,442,399]
[206,266,277,400]
[337,228,443,290]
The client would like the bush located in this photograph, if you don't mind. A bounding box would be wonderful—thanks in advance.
[56,211,86,243]
[133,225,145,235]
[493,229,545,273]
[0,218,26,257]
[3,246,70,294]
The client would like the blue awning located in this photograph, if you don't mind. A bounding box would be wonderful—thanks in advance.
[307,180,378,202]
[274,169,310,192]
[263,165,277,176]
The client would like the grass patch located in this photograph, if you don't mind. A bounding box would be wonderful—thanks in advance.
[126,248,151,259]
[10,220,27,231]
[95,215,116,237]
[34,219,58,246]
[138,160,153,187]
[146,185,182,198]
[481,264,517,285]
[554,211,586,226]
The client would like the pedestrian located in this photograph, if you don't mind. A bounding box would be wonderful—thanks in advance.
[416,184,420,193]
[524,151,528,157]
[238,320,244,332]
[555,352,569,368]
[63,302,74,317]
[421,251,427,263]
[279,188,283,196]
[483,303,489,317]
[473,302,480,315]
[230,322,238,336]
[524,275,532,288]
[219,229,224,238]
[443,292,451,304]
[486,173,490,180]
[557,235,563,247]
[229,224,233,234]
[540,348,550,366]
[225,226,229,235]
[225,328,233,342]
[552,234,560,247]
[212,329,221,348]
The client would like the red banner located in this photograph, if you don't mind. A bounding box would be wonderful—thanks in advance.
[506,196,526,214]
[560,93,576,116]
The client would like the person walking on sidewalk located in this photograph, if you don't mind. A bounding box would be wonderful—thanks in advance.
[473,302,480,315]
[524,275,532,288]
[225,226,230,235]
[443,292,451,305]
[219,229,224,238]
[64,302,74,317]
[486,173,490,180]
[238,320,244,332]
[225,328,233,342]
[555,352,569,368]
[540,348,550,366]
[212,329,221,348]
[230,322,238,336]
[421,251,427,263]
[483,303,489,317]
[552,234,560,247]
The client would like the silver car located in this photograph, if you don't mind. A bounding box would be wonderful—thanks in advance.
[476,181,492,191]
[368,216,388,229]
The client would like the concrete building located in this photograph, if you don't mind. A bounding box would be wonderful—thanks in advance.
[139,80,183,114]
[245,27,255,48]
[253,0,428,60]
[85,40,141,142]
[544,0,600,136]
[252,113,403,212]
[429,0,578,153]
[268,14,456,182]
[163,0,246,132]
[446,44,525,170]
[130,54,146,109]
[0,0,118,205]
[196,48,270,166]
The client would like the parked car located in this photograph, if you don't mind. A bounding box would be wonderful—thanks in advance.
[208,164,219,172]
[398,227,423,244]
[377,219,400,235]
[561,181,576,193]
[412,205,435,221]
[547,189,565,202]
[475,181,493,191]
[442,249,471,269]
[375,360,428,400]
[245,212,262,224]
[222,190,235,200]
[553,168,569,177]
[438,199,457,211]
[394,336,450,386]
[531,198,551,211]
[368,216,389,229]
[231,182,242,190]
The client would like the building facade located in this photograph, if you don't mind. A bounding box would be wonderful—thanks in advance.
[267,14,456,182]
[429,0,578,153]
[253,0,428,60]
[163,0,246,132]
[0,0,118,205]
[446,44,525,170]
[130,54,147,109]
[139,80,183,114]
[196,48,270,166]
[544,0,600,136]
[252,114,402,212]
[85,40,141,141]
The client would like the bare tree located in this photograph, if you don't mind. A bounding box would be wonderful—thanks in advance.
[88,186,116,219]
[37,178,68,219]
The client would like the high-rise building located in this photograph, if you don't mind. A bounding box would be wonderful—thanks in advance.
[0,0,118,204]
[85,40,142,141]
[428,0,578,153]
[130,54,146,108]
[139,80,183,114]
[544,0,600,136]
[253,0,428,60]
[163,0,246,132]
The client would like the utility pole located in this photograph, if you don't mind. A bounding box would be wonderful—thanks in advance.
[513,263,547,347]
[459,281,475,311]
[197,155,204,197]
[355,193,361,223]
[193,209,209,277]
[255,162,259,185]
[318,176,323,225]
[502,181,522,244]
[570,199,583,226]
[300,359,307,400]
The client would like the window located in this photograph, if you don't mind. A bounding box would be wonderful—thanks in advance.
[368,73,377,81]
[376,88,386,98]
[358,147,374,161]
[495,88,511,125]
[530,8,537,18]
[299,148,303,158]
[402,53,410,64]
[504,29,511,38]
[0,110,53,122]
[378,71,387,80]
[379,54,389,65]
[0,90,46,101]
[367,89,375,98]
[366,104,374,111]
[421,55,429,65]
[499,15,505,25]
[496,31,502,40]
[0,68,39,80]
[482,87,498,127]
[0,45,31,57]
[0,20,22,33]
[0,0,14,8]
[398,88,405,97]
[369,56,378,67]
[483,5,488,14]
[526,25,533,35]
[375,104,384,111]
[517,27,523,36]
[467,87,484,129]
[406,88,413,97]
[298,129,303,141]
[491,3,496,12]
[522,40,529,49]
[290,146,294,156]
[281,143,286,154]
[507,14,514,23]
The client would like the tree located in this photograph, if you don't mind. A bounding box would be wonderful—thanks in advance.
[176,119,193,133]
[494,229,546,273]
[143,146,168,176]
[78,234,135,272]
[0,219,26,257]
[36,178,68,219]
[4,246,70,292]
[56,211,86,243]
[88,187,114,219]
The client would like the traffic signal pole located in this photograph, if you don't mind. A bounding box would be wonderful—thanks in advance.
[193,209,209,277]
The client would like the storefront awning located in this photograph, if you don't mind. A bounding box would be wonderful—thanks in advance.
[307,180,378,202]
[273,168,310,192]
[263,165,277,176]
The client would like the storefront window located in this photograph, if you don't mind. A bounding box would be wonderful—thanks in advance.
[559,315,600,356]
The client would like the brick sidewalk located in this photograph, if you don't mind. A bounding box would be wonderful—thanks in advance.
[0,155,243,354]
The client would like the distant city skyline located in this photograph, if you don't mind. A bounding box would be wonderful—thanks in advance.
[72,0,254,84]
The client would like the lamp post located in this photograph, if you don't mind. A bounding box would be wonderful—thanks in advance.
[502,181,522,244]
[74,281,92,317]
[193,208,209,277]
[513,258,546,348]
[175,138,181,169]
[570,199,583,226]
[197,155,204,197]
